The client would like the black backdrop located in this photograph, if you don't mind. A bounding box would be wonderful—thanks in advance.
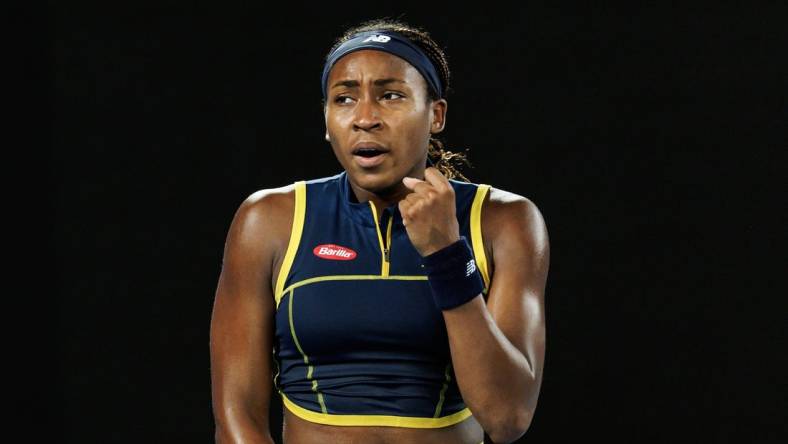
[50,4,785,443]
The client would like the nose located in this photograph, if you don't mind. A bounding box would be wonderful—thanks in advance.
[353,97,382,132]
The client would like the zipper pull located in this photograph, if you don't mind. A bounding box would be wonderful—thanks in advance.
[384,247,390,262]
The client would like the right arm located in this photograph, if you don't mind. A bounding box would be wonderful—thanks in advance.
[210,187,294,443]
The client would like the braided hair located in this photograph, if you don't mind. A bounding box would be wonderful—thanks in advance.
[325,18,471,181]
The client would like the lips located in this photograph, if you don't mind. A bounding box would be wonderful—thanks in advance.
[352,142,389,168]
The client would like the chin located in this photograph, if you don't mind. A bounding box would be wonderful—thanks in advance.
[349,168,401,194]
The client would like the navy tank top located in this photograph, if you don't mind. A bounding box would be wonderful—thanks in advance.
[273,170,491,428]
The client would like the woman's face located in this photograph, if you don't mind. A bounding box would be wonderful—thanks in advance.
[324,49,447,195]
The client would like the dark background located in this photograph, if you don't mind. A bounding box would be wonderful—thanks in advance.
[47,4,785,443]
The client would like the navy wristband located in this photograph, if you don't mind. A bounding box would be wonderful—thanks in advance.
[422,236,485,311]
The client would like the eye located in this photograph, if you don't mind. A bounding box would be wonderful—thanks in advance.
[334,95,354,105]
[382,92,404,100]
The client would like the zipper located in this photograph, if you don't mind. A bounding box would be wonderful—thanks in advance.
[384,215,393,264]
[369,201,394,277]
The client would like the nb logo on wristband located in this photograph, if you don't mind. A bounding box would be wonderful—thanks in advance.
[465,259,476,277]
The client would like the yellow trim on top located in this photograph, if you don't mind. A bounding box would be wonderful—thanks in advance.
[275,181,307,301]
[276,274,428,309]
[287,288,327,413]
[368,201,390,276]
[282,394,472,428]
[383,215,393,276]
[433,363,452,418]
[471,185,491,290]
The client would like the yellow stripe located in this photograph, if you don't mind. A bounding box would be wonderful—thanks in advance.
[383,216,393,277]
[275,181,306,306]
[368,201,388,276]
[288,290,308,363]
[282,394,472,428]
[288,288,327,413]
[311,380,327,413]
[317,390,327,413]
[276,275,428,309]
[470,185,491,290]
[433,363,452,418]
[272,355,281,392]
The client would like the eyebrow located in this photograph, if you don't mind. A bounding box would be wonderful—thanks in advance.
[331,78,406,90]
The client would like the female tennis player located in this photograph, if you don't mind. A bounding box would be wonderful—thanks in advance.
[210,19,549,444]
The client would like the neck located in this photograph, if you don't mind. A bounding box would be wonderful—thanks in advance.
[349,181,408,211]
[347,163,426,216]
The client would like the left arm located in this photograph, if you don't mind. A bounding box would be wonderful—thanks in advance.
[442,192,548,443]
[401,169,549,443]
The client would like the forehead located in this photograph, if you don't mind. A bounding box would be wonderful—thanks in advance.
[328,50,426,88]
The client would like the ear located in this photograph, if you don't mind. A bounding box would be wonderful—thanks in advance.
[324,104,330,142]
[429,98,448,134]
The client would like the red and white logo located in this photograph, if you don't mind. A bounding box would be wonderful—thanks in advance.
[313,244,357,261]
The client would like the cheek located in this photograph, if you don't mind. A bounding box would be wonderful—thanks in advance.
[325,122,348,150]
[325,109,349,132]
[399,113,432,143]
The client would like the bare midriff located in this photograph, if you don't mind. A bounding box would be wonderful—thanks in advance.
[282,409,484,444]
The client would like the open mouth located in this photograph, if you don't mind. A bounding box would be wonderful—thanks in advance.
[353,148,386,158]
[352,145,389,167]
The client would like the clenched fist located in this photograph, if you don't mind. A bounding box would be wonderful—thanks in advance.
[399,167,461,257]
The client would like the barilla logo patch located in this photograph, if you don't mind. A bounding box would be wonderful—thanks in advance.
[313,244,357,261]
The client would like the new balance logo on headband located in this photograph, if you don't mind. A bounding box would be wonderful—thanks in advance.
[362,34,391,43]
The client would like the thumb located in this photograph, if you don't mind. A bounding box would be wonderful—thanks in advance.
[402,176,424,190]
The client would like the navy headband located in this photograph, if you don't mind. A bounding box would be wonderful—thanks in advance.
[321,30,443,100]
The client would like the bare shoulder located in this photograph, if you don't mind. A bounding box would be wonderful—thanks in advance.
[482,186,549,258]
[240,184,297,220]
[485,187,546,227]
[225,184,297,258]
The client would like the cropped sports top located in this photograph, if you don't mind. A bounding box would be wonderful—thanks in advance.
[273,170,491,428]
